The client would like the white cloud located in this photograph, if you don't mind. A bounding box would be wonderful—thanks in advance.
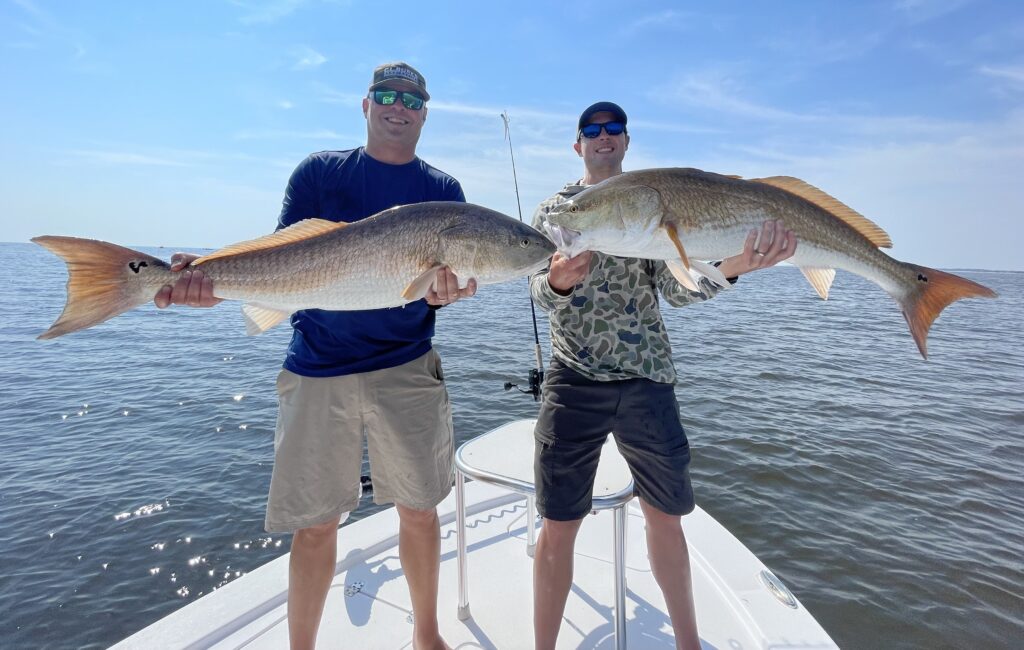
[61,150,188,167]
[232,128,350,141]
[979,64,1024,85]
[292,46,327,70]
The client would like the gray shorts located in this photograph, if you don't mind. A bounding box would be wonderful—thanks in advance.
[264,349,454,533]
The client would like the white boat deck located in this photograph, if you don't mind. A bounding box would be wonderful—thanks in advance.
[115,479,837,649]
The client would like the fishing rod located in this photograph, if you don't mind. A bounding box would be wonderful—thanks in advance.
[500,110,544,401]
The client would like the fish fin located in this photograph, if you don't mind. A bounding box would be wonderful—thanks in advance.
[662,222,691,271]
[799,267,836,300]
[32,236,169,339]
[898,265,996,359]
[401,265,444,301]
[689,259,732,288]
[665,259,701,292]
[241,304,291,335]
[748,176,893,249]
[196,219,348,266]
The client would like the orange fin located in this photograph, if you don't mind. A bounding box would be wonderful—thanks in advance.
[799,267,836,300]
[196,219,347,266]
[401,265,444,301]
[662,222,691,271]
[32,236,170,339]
[749,176,893,249]
[899,265,996,359]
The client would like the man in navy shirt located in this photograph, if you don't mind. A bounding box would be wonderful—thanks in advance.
[157,61,471,650]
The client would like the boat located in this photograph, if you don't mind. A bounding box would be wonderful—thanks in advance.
[113,420,838,649]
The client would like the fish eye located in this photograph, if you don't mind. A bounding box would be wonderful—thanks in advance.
[569,205,578,213]
[520,238,530,248]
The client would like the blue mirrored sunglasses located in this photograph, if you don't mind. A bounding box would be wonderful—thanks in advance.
[579,121,626,139]
[372,89,425,110]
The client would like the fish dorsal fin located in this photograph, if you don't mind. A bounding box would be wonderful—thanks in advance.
[196,219,348,266]
[799,267,836,300]
[749,176,893,249]
[241,304,292,335]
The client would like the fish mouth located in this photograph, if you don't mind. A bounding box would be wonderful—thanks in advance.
[544,223,585,257]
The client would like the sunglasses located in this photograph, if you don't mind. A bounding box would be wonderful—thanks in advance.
[371,89,425,111]
[579,121,626,139]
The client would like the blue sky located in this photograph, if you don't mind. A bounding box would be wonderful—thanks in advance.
[2,0,1021,271]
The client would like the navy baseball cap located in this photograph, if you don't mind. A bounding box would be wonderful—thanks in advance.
[577,101,628,131]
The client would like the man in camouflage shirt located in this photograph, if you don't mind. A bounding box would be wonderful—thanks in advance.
[529,101,796,650]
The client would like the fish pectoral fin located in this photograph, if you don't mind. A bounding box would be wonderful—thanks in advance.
[665,259,701,292]
[799,267,836,300]
[401,264,444,301]
[662,222,691,271]
[690,260,732,288]
[241,304,292,335]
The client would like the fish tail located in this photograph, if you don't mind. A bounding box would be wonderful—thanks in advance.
[32,236,171,339]
[899,264,996,359]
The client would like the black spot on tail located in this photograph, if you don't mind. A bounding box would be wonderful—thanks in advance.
[129,261,149,274]
[917,273,928,283]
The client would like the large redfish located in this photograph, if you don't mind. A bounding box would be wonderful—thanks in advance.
[543,168,995,358]
[34,201,555,339]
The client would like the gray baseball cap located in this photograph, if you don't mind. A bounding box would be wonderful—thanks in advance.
[369,61,430,101]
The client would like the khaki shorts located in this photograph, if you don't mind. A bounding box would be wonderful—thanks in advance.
[264,349,454,533]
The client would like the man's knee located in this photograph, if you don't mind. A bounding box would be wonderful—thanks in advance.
[396,504,438,530]
[293,517,342,548]
[539,518,584,547]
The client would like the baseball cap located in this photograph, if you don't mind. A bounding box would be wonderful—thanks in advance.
[368,61,430,101]
[577,101,628,131]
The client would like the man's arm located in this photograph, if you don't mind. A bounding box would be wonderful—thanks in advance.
[657,220,797,307]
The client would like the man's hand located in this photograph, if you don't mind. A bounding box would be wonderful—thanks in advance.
[547,251,592,295]
[716,220,797,279]
[154,253,222,309]
[425,267,477,306]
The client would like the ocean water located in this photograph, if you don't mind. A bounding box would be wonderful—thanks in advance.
[0,240,1021,649]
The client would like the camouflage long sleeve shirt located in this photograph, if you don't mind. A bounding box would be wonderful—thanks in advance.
[530,181,726,384]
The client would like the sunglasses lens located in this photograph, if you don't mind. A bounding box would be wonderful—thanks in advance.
[401,93,424,110]
[374,91,397,105]
[581,122,625,138]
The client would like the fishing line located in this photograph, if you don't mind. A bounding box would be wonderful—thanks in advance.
[500,111,543,401]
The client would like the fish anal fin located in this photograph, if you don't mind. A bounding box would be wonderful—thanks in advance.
[665,259,701,292]
[241,304,291,335]
[799,267,836,300]
[197,219,348,266]
[401,264,444,301]
[662,222,691,271]
[749,176,893,249]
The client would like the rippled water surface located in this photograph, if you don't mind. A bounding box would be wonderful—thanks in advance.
[1,241,1021,649]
